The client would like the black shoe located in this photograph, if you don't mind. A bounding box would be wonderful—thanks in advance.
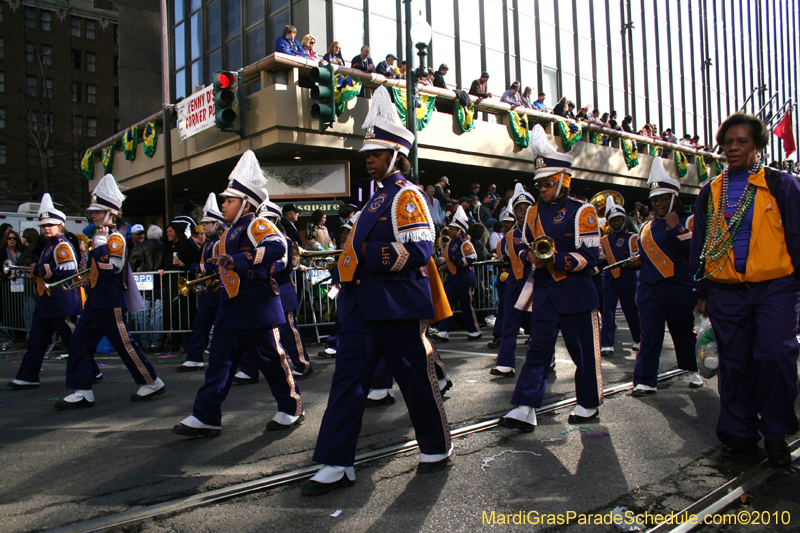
[490,368,515,378]
[568,411,599,424]
[467,334,483,341]
[172,423,221,438]
[487,336,501,348]
[6,381,39,390]
[293,369,314,380]
[176,364,204,373]
[54,398,94,410]
[498,416,535,433]
[365,395,396,408]
[317,350,336,359]
[92,374,103,384]
[720,437,758,460]
[631,388,657,397]
[417,457,451,474]
[431,334,449,343]
[265,414,305,431]
[764,440,792,469]
[232,375,260,385]
[130,385,166,402]
[440,380,453,396]
[301,476,355,496]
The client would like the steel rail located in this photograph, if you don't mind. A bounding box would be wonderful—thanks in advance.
[49,369,688,533]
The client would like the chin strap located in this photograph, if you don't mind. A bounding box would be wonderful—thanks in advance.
[554,171,564,200]
[231,199,248,226]
[101,211,111,226]
[384,148,400,179]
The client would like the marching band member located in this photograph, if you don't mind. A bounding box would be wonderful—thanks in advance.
[486,211,516,349]
[303,88,452,495]
[631,158,703,397]
[317,217,356,360]
[173,150,302,437]
[259,199,313,377]
[491,184,535,377]
[431,205,481,342]
[690,114,800,468]
[499,125,603,432]
[599,196,641,355]
[7,194,101,390]
[177,193,225,372]
[56,175,164,410]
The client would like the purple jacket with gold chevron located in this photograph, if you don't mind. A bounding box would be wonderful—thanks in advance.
[86,225,129,308]
[31,235,81,318]
[443,235,477,288]
[636,214,696,306]
[522,195,601,314]
[190,233,221,306]
[338,171,436,321]
[600,230,639,295]
[217,213,287,329]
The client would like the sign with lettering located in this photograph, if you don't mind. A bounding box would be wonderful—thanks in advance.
[278,201,343,216]
[176,85,216,141]
[262,162,350,199]
[9,278,24,293]
[133,273,154,291]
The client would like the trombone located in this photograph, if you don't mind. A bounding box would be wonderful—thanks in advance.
[3,260,32,277]
[291,243,343,270]
[43,268,91,295]
[177,272,221,297]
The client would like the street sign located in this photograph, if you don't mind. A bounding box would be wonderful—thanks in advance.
[278,201,343,216]
[176,84,216,141]
[263,161,350,199]
[133,273,154,291]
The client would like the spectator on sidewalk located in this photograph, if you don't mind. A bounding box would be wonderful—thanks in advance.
[129,225,165,352]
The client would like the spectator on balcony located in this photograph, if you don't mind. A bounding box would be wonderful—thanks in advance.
[553,97,569,117]
[575,107,588,121]
[532,91,547,111]
[691,134,701,149]
[679,133,692,147]
[275,25,304,57]
[351,45,374,73]
[418,69,434,86]
[520,87,534,108]
[376,54,399,78]
[600,112,610,127]
[588,109,603,125]
[564,102,577,119]
[398,60,407,78]
[323,42,345,65]
[433,64,449,89]
[609,110,619,129]
[639,123,653,137]
[301,34,318,60]
[622,115,634,133]
[500,82,522,107]
[469,72,493,99]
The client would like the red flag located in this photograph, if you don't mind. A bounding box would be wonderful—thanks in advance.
[773,112,796,157]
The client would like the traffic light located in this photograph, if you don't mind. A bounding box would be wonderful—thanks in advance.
[213,71,237,129]
[310,62,336,131]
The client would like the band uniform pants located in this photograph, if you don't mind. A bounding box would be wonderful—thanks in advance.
[600,286,641,348]
[278,310,311,374]
[438,283,480,334]
[633,300,697,388]
[185,295,218,363]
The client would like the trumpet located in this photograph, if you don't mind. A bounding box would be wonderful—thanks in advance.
[3,260,32,276]
[44,268,91,295]
[530,236,555,260]
[291,243,343,270]
[177,272,221,297]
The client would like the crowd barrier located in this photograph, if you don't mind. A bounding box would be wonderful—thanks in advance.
[0,264,501,342]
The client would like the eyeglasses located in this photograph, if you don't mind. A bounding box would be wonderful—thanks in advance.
[7,237,17,241]
[534,180,559,189]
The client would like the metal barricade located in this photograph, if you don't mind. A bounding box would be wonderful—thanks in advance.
[295,268,338,344]
[0,276,37,336]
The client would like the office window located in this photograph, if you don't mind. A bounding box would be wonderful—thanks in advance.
[41,10,51,31]
[0,37,3,58]
[113,55,119,76]
[87,84,97,104]
[25,7,36,28]
[72,50,81,69]
[72,82,81,102]
[0,144,5,164]
[73,116,82,136]
[42,46,51,65]
[26,110,38,131]
[0,108,4,128]
[87,118,97,137]
[0,4,3,23]
[71,17,82,37]
[86,52,96,72]
[114,25,119,44]
[86,20,96,40]
[26,76,37,96]
[114,86,119,106]
[42,78,52,99]
[44,113,53,133]
[28,146,39,167]
[0,179,5,188]
[114,120,120,132]
[0,72,4,92]
[46,148,54,168]
[26,42,35,63]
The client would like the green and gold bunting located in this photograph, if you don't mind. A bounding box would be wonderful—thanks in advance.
[589,131,608,146]
[81,149,94,180]
[650,144,664,157]
[715,159,726,175]
[697,155,709,182]
[455,102,475,133]
[142,122,158,157]
[507,111,530,147]
[101,144,114,173]
[621,138,640,170]
[674,150,688,178]
[122,126,138,160]
[556,120,582,152]
[335,74,362,115]
[391,87,437,131]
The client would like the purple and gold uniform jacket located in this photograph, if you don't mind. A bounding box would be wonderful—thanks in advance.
[190,233,221,306]
[522,196,601,313]
[31,235,81,318]
[338,171,436,321]
[443,235,477,288]
[217,213,287,329]
[272,232,301,312]
[600,230,639,295]
[636,214,696,306]
[503,225,532,287]
[87,225,129,308]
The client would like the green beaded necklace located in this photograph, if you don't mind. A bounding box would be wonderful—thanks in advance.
[694,156,761,282]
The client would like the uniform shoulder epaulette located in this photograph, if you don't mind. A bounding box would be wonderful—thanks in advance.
[106,233,126,258]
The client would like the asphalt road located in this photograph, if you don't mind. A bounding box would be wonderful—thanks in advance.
[1,315,798,533]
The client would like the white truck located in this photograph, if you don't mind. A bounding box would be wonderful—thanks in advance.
[0,203,87,236]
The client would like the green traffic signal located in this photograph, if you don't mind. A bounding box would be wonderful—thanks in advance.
[310,63,336,128]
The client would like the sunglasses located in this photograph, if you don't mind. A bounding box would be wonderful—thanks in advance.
[534,180,559,189]
[8,237,17,241]
[310,41,315,44]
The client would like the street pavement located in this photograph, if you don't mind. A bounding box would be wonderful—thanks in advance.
[1,315,798,532]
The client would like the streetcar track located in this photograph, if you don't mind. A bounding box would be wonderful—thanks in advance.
[48,369,687,533]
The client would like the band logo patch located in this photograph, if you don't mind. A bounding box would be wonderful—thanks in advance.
[553,209,567,222]
[369,194,387,212]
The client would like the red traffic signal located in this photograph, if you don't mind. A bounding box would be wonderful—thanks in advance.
[214,71,235,90]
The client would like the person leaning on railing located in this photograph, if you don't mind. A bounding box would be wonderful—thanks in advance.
[129,225,164,353]
[161,222,201,353]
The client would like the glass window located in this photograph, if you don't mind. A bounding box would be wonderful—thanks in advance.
[175,68,187,100]
[269,9,290,50]
[431,33,456,87]
[486,49,506,95]
[224,36,241,70]
[246,0,264,27]
[115,24,119,44]
[333,3,364,62]
[191,60,203,89]
[597,83,610,115]
[26,76,37,96]
[46,148,53,168]
[0,108,4,128]
[0,72,4,92]
[72,17,81,37]
[484,2,504,52]
[594,42,608,85]
[0,144,5,165]
[87,84,97,104]
[245,24,264,64]
[86,19,95,39]
[191,0,202,12]
[191,12,202,59]
[431,0,454,36]
[580,77,594,109]
[44,114,53,134]
[208,0,222,50]
[41,10,51,31]
[72,49,81,69]
[542,67,558,106]
[335,0,363,8]
[26,42,35,63]
[86,52,96,73]
[539,23,556,68]
[518,13,536,64]
[607,0,622,52]
[538,0,555,25]
[0,37,3,58]
[370,0,395,18]
[114,86,119,106]
[560,29,575,75]
[593,0,607,46]
[521,60,538,93]
[26,110,38,131]
[225,0,241,40]
[175,23,185,69]
[42,78,53,99]
[114,55,119,76]
[28,146,39,167]
[175,0,185,23]
[208,48,222,80]
[42,46,51,65]
[561,73,576,106]
[460,41,481,88]
[25,7,36,28]
[87,118,97,137]
[270,0,289,15]
[370,16,398,63]
[459,0,481,44]
[73,82,81,102]
[73,116,82,136]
